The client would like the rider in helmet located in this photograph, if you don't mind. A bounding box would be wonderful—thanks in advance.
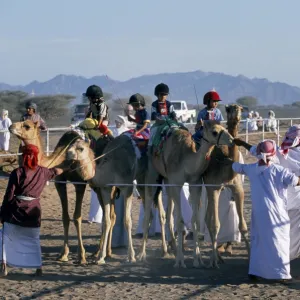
[148,83,176,147]
[193,89,224,142]
[84,85,111,136]
[20,101,47,130]
[151,83,176,121]
[127,93,151,139]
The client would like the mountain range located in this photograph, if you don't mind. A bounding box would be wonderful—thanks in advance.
[1,70,300,106]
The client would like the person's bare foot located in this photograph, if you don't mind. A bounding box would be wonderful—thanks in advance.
[217,244,226,253]
[225,242,233,255]
[35,268,43,276]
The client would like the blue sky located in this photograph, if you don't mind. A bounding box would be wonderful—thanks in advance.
[1,0,300,86]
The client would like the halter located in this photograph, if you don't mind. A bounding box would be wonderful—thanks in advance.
[216,129,225,147]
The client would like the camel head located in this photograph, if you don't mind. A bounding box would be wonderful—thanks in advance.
[225,104,243,124]
[202,121,234,147]
[66,139,96,181]
[9,120,40,143]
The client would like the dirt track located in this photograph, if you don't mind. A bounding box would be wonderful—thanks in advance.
[1,129,300,299]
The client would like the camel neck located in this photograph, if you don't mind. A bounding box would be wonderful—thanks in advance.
[227,120,239,162]
[188,139,214,175]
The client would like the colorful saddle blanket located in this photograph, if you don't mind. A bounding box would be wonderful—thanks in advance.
[126,128,150,155]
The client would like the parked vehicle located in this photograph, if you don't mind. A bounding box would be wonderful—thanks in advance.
[71,103,89,124]
[171,100,196,123]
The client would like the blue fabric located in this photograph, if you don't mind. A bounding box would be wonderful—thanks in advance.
[150,100,174,121]
[197,107,224,122]
[135,109,150,130]
[111,195,128,248]
[192,130,203,143]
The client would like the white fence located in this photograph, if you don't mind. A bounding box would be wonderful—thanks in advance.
[0,117,299,158]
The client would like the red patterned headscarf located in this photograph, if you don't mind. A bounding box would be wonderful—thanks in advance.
[256,139,277,166]
[22,144,39,169]
[280,125,300,156]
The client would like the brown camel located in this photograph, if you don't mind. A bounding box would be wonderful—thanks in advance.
[9,120,111,264]
[203,104,250,268]
[66,134,163,264]
[139,121,234,268]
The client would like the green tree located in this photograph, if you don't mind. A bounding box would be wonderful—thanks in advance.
[236,96,258,108]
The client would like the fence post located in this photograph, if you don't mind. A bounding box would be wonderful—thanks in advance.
[46,129,50,186]
[277,119,280,145]
[262,119,265,140]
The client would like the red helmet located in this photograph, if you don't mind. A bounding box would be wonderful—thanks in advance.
[203,90,221,105]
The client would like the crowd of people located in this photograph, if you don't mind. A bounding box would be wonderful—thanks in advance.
[0,84,300,286]
[0,102,48,152]
[243,110,278,133]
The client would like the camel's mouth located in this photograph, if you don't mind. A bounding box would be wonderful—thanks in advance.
[9,125,18,135]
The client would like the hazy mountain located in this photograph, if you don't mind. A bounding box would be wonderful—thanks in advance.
[1,70,300,105]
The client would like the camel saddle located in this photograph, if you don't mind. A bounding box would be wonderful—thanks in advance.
[152,119,181,157]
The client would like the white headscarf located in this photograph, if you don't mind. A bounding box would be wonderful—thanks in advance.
[113,115,129,137]
[2,109,8,118]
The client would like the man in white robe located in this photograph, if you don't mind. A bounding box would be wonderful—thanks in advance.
[237,124,300,260]
[233,139,300,281]
[0,109,12,151]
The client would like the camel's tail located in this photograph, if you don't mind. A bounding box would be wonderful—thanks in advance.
[153,174,164,207]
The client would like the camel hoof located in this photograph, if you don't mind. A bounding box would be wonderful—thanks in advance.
[96,258,106,265]
[126,257,136,263]
[76,259,87,265]
[173,262,180,268]
[57,255,69,262]
[137,252,147,262]
[161,252,171,259]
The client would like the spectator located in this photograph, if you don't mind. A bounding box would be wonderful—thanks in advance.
[0,109,12,151]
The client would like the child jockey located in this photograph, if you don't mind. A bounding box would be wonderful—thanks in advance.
[148,83,176,148]
[127,93,151,141]
[84,85,113,137]
[193,89,224,142]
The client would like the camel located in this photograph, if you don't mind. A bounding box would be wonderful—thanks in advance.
[203,104,250,268]
[9,120,112,264]
[66,133,168,264]
[139,121,235,268]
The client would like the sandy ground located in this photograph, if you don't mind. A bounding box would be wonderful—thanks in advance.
[1,128,300,299]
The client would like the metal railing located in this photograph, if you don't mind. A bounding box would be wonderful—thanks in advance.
[0,118,300,157]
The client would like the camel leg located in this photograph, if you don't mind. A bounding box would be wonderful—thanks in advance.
[230,183,250,257]
[170,185,186,268]
[156,188,168,258]
[137,184,153,261]
[106,199,116,258]
[137,161,158,262]
[55,181,70,262]
[91,188,104,259]
[97,188,111,265]
[73,183,87,264]
[165,185,176,253]
[123,188,136,263]
[205,187,222,269]
[189,185,204,268]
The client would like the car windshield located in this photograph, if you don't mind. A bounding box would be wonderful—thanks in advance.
[171,102,182,110]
